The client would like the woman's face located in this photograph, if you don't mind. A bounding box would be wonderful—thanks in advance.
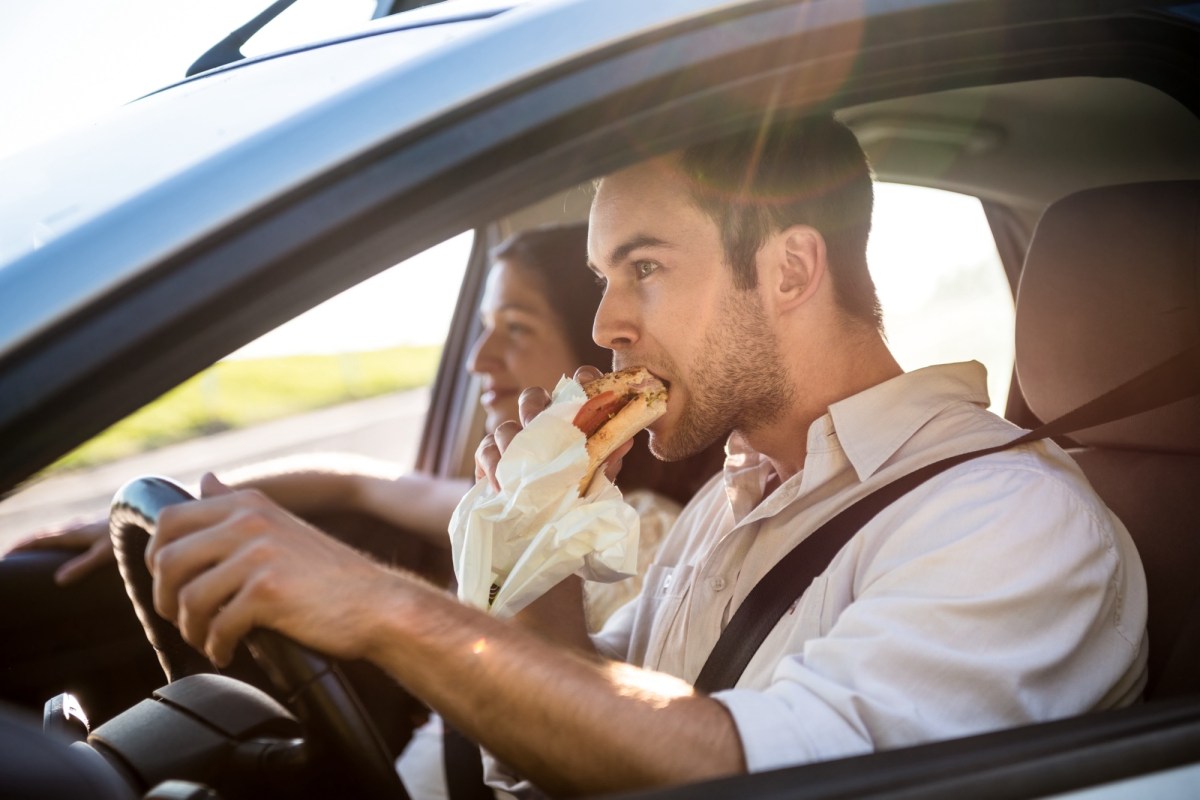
[467,259,579,432]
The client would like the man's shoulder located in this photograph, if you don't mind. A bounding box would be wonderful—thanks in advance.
[874,401,1126,545]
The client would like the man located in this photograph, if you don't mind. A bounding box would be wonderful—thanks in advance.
[148,114,1147,797]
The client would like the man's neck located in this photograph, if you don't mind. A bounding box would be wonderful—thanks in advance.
[744,337,902,483]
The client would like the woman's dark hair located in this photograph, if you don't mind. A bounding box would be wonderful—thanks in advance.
[491,224,610,372]
[489,224,724,504]
[679,113,882,331]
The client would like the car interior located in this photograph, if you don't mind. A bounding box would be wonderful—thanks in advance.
[2,2,1200,796]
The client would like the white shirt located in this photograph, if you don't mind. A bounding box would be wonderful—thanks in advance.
[593,361,1148,772]
[397,489,683,799]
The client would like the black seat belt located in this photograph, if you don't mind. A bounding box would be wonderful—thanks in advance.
[695,344,1200,692]
[444,722,496,800]
[446,345,1200,794]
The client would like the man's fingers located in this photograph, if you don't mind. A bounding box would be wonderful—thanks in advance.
[205,594,259,668]
[573,365,604,386]
[493,419,521,452]
[200,472,234,498]
[150,521,254,622]
[475,434,502,490]
[147,490,268,567]
[472,434,501,491]
[602,438,636,484]
[174,552,258,660]
[473,417,527,491]
[518,386,552,427]
[473,371,615,491]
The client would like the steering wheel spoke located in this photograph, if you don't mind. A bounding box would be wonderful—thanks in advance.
[109,476,410,800]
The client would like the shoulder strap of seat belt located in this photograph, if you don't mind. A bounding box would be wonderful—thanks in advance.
[693,344,1200,693]
[444,721,497,800]
[445,345,1200,795]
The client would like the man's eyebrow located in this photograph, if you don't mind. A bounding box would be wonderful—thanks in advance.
[604,234,674,267]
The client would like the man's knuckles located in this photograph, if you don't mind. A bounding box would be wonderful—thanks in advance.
[493,420,521,451]
[177,598,210,652]
[574,365,604,386]
[518,387,551,425]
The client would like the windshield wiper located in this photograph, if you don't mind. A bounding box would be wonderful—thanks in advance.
[186,0,301,77]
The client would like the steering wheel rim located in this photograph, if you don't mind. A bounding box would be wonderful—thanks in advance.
[110,475,410,800]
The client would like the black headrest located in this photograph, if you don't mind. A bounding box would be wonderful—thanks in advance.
[1015,181,1200,453]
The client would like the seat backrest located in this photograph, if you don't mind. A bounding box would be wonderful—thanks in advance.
[1015,180,1200,699]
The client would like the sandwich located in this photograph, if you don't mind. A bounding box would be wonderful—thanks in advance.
[571,366,668,494]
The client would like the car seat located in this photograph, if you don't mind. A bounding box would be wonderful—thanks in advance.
[1014,180,1200,699]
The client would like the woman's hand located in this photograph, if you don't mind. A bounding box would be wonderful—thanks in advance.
[5,517,114,585]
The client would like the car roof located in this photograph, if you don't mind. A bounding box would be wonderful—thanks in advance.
[0,0,739,361]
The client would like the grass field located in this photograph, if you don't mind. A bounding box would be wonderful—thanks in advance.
[51,346,443,472]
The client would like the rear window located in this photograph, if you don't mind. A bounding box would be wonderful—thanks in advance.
[869,182,1014,410]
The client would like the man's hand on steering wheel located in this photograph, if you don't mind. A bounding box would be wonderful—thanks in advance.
[146,473,403,668]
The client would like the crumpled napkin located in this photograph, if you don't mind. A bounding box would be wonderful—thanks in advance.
[449,376,641,618]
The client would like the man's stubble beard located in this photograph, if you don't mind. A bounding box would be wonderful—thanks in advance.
[650,288,794,462]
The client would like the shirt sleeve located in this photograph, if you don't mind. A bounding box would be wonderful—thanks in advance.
[711,456,1147,771]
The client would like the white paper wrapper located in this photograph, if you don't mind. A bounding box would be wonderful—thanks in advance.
[449,376,641,618]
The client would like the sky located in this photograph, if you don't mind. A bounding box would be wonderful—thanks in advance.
[0,1,1015,402]
[0,0,375,159]
[0,0,468,355]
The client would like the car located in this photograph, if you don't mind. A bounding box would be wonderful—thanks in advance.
[1,0,1198,797]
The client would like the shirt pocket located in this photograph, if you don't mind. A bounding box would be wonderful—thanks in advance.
[627,563,694,671]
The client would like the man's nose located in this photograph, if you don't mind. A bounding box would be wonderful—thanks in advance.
[592,286,638,351]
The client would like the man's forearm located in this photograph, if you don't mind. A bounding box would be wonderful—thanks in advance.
[365,574,746,797]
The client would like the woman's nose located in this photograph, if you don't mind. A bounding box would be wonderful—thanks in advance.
[467,328,500,375]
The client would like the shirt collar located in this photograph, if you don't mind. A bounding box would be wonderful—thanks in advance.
[829,361,991,481]
[722,361,991,517]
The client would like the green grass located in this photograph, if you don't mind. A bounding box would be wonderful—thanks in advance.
[50,346,442,472]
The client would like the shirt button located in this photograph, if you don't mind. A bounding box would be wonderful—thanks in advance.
[709,576,727,592]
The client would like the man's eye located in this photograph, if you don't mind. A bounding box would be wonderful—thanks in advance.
[634,260,659,279]
[506,321,532,336]
[593,273,608,289]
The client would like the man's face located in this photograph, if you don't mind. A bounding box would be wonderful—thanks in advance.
[588,157,792,460]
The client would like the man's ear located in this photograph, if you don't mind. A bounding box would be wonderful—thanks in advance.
[769,225,826,313]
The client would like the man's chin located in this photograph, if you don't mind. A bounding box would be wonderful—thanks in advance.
[649,411,731,462]
[647,426,701,463]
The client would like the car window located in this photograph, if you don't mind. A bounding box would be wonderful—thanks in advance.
[869,182,1014,411]
[0,232,473,543]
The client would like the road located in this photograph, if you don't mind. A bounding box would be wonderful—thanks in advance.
[0,388,430,548]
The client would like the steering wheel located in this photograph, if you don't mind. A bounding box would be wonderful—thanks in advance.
[109,476,410,800]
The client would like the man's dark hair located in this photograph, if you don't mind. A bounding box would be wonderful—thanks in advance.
[679,114,882,330]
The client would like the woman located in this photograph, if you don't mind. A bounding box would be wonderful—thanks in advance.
[9,223,718,630]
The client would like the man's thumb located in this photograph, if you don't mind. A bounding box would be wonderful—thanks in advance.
[200,472,234,498]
